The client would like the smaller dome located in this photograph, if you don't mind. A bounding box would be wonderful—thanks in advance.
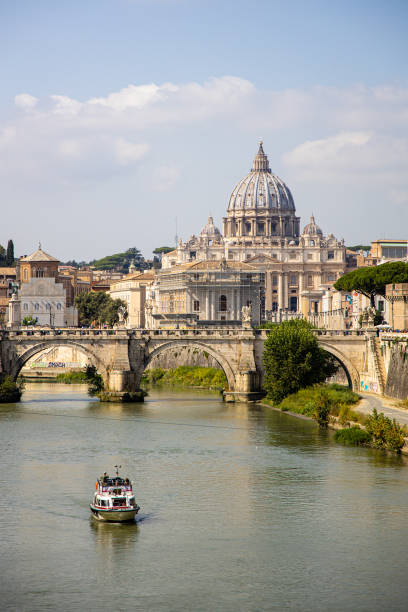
[200,217,221,239]
[302,215,323,237]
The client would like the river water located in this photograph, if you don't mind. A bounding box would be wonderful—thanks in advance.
[1,383,408,611]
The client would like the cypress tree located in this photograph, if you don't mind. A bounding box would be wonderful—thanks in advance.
[6,240,14,266]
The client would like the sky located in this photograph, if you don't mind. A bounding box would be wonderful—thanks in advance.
[1,0,408,261]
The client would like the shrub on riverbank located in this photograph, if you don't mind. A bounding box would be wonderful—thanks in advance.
[0,376,22,403]
[334,427,372,446]
[141,366,227,390]
[84,365,104,397]
[277,384,360,416]
[55,371,88,384]
[365,408,405,452]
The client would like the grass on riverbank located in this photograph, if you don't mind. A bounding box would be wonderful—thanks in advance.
[141,366,227,390]
[55,371,88,384]
[261,383,407,453]
[262,384,363,423]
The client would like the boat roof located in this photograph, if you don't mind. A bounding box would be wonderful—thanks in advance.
[98,476,130,486]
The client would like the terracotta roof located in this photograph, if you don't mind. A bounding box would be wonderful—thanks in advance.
[20,247,59,263]
[160,260,258,274]
[110,271,155,286]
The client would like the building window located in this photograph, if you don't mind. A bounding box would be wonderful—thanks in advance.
[289,296,298,312]
[193,273,200,281]
[24,269,28,281]
[272,301,278,312]
[34,303,39,311]
[271,223,276,232]
[257,223,264,234]
[36,268,45,278]
[328,273,335,282]
[57,303,62,310]
[272,276,278,287]
[219,295,227,312]
[23,303,28,311]
[46,303,50,311]
[245,222,251,235]
[289,275,297,286]
[307,275,313,287]
[310,240,315,247]
[193,300,200,312]
[378,300,384,312]
[228,252,234,260]
[307,254,313,260]
[289,252,297,260]
[328,251,334,260]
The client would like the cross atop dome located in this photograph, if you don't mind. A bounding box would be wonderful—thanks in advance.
[252,139,271,172]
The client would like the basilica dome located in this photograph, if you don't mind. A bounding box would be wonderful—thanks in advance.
[302,215,323,236]
[200,216,221,239]
[227,142,295,211]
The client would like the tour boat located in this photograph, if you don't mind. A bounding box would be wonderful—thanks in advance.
[90,466,140,522]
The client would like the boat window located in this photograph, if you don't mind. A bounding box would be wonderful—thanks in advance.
[129,497,136,507]
[113,498,126,507]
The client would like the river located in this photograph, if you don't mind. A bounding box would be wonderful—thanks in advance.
[1,383,408,611]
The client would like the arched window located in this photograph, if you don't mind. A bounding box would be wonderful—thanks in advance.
[57,303,62,310]
[36,268,44,278]
[219,295,227,312]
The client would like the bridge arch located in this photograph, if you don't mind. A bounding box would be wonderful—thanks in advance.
[144,340,236,391]
[10,339,109,382]
[318,341,360,391]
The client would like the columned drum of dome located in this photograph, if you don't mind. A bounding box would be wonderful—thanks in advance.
[222,141,300,240]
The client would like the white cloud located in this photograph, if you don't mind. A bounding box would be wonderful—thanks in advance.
[152,165,181,191]
[115,138,149,165]
[89,83,177,111]
[14,93,39,110]
[2,78,408,256]
[51,95,82,116]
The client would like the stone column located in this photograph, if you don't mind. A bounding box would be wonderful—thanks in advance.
[210,291,215,321]
[278,274,284,310]
[265,271,273,311]
[205,293,210,320]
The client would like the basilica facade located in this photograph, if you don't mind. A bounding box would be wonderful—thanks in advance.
[161,142,347,320]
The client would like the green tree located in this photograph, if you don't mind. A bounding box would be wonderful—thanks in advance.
[75,292,127,326]
[91,247,146,273]
[0,244,5,266]
[6,240,14,266]
[262,319,338,403]
[153,246,174,255]
[335,261,408,307]
[23,315,37,326]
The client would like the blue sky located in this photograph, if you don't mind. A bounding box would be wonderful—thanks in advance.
[1,0,408,260]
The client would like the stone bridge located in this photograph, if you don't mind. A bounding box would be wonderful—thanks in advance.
[0,327,395,401]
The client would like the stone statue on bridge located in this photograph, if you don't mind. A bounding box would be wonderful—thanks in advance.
[241,304,252,327]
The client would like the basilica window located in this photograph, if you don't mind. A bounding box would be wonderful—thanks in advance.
[245,223,251,235]
[272,276,278,287]
[272,302,278,312]
[34,303,39,311]
[23,303,28,311]
[310,240,315,247]
[307,275,313,287]
[219,295,227,312]
[193,300,200,312]
[57,303,62,310]
[271,223,276,233]
[289,275,297,286]
[257,223,265,234]
[328,273,335,282]
[328,251,335,260]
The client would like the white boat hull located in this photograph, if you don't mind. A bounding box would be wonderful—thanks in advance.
[90,505,138,522]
